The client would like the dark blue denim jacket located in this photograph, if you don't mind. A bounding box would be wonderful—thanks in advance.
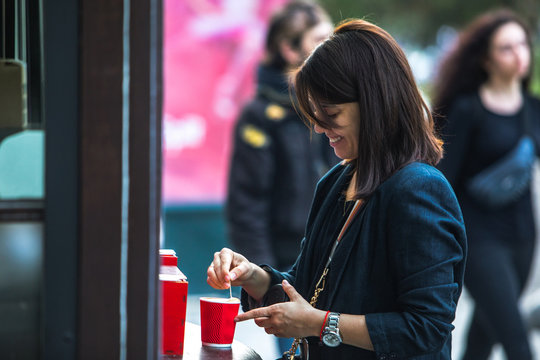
[242,162,467,359]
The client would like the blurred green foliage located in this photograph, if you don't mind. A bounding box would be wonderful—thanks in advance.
[533,48,540,96]
[319,0,539,45]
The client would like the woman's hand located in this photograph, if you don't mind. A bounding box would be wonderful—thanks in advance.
[234,280,325,338]
[207,248,255,289]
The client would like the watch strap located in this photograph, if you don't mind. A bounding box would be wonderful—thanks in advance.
[322,312,342,347]
[319,310,331,340]
[326,312,340,330]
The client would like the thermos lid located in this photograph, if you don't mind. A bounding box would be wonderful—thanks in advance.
[159,249,176,256]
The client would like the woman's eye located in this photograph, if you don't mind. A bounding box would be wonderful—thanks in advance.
[517,41,529,50]
[327,113,339,119]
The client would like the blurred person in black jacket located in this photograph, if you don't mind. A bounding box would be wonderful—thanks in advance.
[226,0,337,272]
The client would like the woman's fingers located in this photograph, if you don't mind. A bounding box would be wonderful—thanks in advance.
[234,284,316,339]
[214,250,229,283]
[281,279,302,301]
[207,248,252,289]
[229,259,251,284]
[206,249,231,289]
[235,307,271,322]
[206,267,227,290]
[206,275,227,290]
[238,305,291,337]
[254,317,271,328]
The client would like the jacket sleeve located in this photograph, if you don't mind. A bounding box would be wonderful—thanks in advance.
[365,169,467,358]
[226,104,276,266]
[437,96,477,187]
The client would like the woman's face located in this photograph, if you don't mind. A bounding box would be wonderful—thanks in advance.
[485,21,530,80]
[299,21,333,59]
[313,102,360,160]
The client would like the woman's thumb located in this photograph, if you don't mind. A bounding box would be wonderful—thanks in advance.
[282,279,301,301]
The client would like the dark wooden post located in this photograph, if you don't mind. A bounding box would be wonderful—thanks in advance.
[45,0,162,359]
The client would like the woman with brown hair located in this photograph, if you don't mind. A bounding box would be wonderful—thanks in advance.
[432,9,539,360]
[208,19,467,359]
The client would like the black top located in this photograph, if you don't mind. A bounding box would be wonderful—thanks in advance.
[437,92,540,245]
[243,162,467,359]
[226,65,338,269]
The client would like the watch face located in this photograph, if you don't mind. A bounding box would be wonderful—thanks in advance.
[322,332,341,347]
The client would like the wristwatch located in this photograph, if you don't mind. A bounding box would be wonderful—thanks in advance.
[321,312,342,347]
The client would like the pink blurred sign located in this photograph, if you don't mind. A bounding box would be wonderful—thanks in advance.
[162,0,288,204]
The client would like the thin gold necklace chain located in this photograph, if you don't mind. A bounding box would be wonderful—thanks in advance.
[287,200,360,360]
[309,268,328,306]
[288,265,330,359]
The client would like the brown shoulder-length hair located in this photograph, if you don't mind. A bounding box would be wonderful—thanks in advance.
[292,19,443,200]
[432,8,533,117]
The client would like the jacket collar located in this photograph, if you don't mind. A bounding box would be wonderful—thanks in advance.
[256,65,292,106]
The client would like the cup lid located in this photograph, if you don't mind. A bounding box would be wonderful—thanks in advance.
[200,297,240,304]
[159,249,176,256]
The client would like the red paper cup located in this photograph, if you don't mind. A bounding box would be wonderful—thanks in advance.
[200,297,241,347]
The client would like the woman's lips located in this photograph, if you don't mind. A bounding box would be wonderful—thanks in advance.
[329,136,343,147]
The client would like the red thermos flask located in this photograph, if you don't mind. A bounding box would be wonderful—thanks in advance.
[160,249,188,356]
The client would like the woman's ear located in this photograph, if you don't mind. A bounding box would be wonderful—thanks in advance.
[279,40,303,67]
